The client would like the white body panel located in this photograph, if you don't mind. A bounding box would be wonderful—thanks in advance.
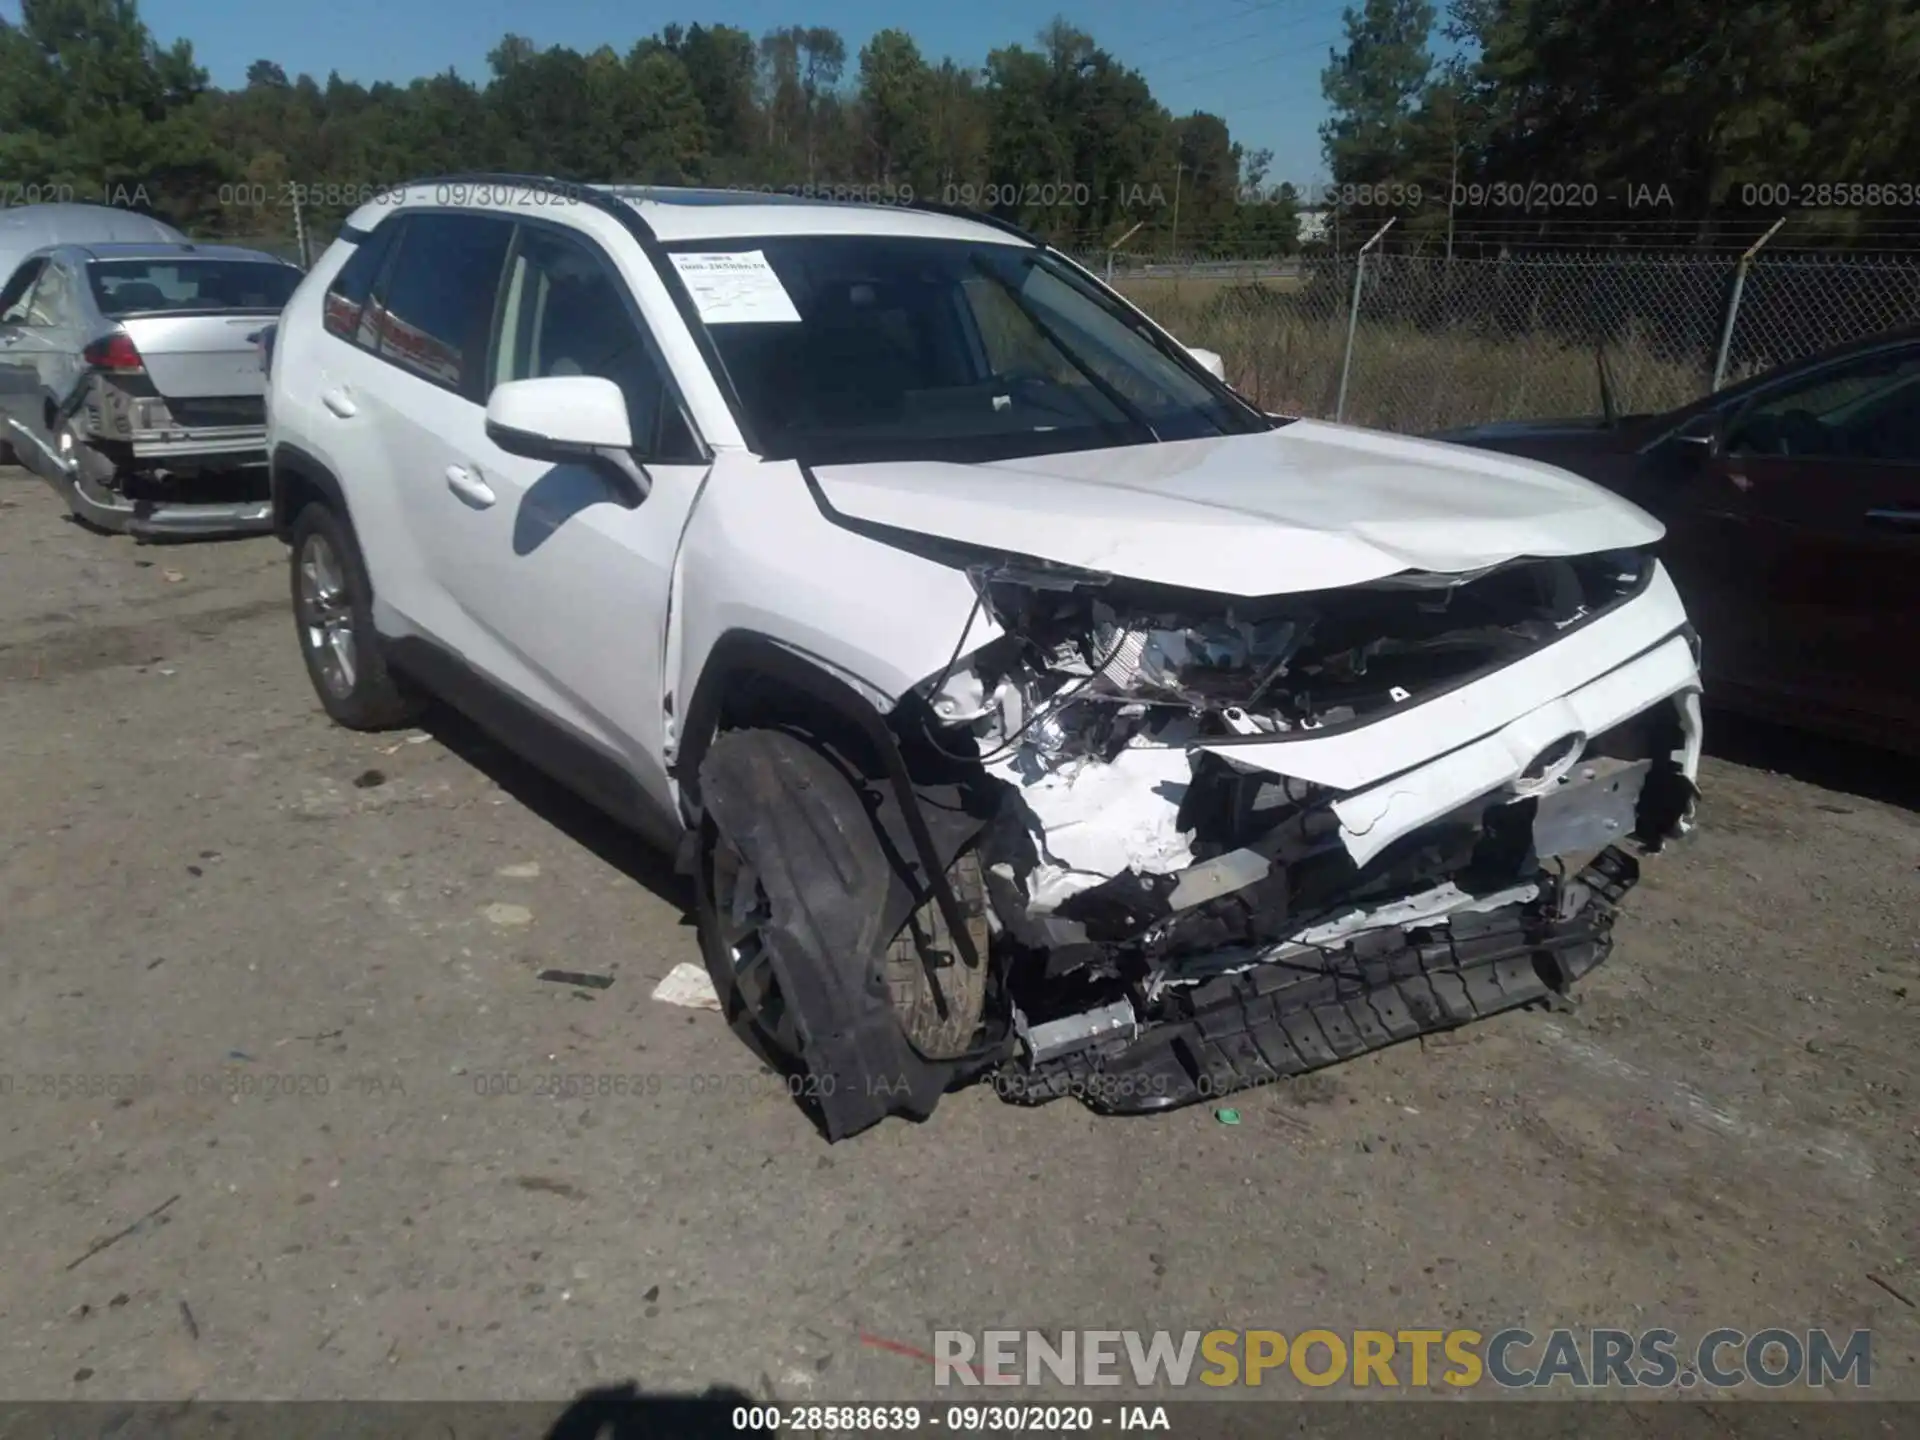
[669,455,997,750]
[812,420,1665,596]
[284,185,1701,884]
[1329,635,1702,866]
[1192,563,1692,790]
[409,381,705,807]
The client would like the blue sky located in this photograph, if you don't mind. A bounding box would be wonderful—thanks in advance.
[115,0,1356,188]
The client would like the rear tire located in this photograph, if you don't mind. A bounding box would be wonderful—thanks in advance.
[289,501,424,730]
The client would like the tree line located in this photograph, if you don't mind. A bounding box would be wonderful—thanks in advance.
[1321,0,1920,250]
[3,0,1915,261]
[0,1,1299,258]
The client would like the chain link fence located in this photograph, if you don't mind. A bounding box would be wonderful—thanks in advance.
[198,214,1920,438]
[1115,251,1920,433]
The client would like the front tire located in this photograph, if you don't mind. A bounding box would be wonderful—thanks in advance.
[289,502,424,730]
[693,726,994,1134]
[883,849,991,1060]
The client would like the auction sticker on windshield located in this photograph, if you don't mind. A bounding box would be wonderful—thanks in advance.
[669,250,802,324]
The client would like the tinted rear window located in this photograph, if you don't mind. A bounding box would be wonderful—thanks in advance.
[370,213,514,399]
[88,259,301,317]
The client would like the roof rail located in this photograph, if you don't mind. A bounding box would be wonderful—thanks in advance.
[903,198,1044,247]
[395,172,660,241]
[398,173,1046,249]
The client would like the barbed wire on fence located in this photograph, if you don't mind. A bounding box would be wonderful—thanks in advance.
[1109,250,1920,433]
[196,215,1920,439]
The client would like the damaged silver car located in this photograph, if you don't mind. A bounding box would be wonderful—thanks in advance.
[0,241,301,536]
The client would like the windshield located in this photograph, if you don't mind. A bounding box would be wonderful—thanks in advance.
[664,235,1263,464]
[87,258,301,317]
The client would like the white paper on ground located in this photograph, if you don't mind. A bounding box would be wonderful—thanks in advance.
[668,251,802,324]
[651,961,723,1010]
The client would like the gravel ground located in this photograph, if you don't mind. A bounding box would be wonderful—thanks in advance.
[0,466,1915,1404]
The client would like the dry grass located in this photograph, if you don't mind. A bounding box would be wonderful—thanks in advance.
[1119,279,1721,432]
[1115,274,1307,306]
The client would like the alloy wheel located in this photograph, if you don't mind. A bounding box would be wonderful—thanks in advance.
[297,532,358,698]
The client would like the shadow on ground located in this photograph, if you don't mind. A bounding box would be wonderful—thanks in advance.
[545,1383,757,1439]
[1704,705,1920,812]
[421,701,693,915]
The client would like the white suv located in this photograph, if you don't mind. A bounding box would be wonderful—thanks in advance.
[267,175,1703,1140]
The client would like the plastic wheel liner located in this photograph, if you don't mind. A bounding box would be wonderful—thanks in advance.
[698,726,1000,1140]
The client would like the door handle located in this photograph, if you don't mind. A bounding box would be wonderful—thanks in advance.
[321,387,356,418]
[445,463,496,507]
[1864,507,1920,532]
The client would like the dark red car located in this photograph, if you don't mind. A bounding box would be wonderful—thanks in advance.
[1437,330,1920,755]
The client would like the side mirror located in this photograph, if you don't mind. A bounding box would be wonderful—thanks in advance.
[1673,412,1726,461]
[1186,346,1227,381]
[485,376,649,504]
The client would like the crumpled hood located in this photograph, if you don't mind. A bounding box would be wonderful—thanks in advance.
[811,419,1664,595]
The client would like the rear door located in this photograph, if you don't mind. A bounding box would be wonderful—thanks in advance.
[1676,343,1920,743]
[352,210,516,659]
[0,258,49,447]
[0,258,75,472]
[299,218,434,625]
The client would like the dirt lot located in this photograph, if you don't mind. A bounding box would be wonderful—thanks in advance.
[0,465,1915,1405]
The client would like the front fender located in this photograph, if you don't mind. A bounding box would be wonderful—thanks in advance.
[668,453,1002,789]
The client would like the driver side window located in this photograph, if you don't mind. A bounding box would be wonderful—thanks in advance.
[491,226,700,463]
[1726,347,1920,462]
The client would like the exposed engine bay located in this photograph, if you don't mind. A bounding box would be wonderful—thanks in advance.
[897,546,1701,1113]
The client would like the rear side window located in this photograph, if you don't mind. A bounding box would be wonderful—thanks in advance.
[373,213,514,400]
[88,259,299,317]
[322,224,398,344]
[0,259,47,323]
[25,262,76,326]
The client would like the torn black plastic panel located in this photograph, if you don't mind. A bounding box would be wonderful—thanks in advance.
[698,728,1003,1142]
[998,847,1639,1113]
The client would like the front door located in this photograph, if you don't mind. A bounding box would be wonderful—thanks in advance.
[429,220,713,818]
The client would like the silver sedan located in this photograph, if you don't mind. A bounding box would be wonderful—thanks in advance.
[0,240,301,537]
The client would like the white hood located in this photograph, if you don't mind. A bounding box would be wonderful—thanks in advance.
[811,419,1664,595]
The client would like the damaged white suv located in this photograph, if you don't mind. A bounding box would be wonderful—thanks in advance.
[268,176,1703,1139]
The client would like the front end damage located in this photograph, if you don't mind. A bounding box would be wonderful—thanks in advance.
[700,544,1701,1140]
[915,545,1700,1115]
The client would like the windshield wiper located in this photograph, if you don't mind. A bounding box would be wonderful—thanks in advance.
[968,257,1160,441]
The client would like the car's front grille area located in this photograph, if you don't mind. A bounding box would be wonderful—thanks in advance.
[165,396,266,428]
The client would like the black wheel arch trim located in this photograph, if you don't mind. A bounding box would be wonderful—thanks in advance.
[270,441,355,542]
[676,629,983,975]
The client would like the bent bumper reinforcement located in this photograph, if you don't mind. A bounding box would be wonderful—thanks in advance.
[996,845,1638,1114]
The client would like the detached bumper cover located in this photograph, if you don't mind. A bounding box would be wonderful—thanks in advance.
[61,476,273,538]
[123,497,274,537]
[999,846,1638,1112]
